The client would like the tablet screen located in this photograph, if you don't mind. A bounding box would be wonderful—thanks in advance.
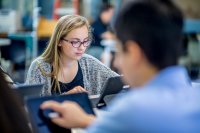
[98,76,125,105]
[25,93,95,133]
[13,84,43,104]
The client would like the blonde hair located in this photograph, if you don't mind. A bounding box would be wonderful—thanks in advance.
[39,15,92,93]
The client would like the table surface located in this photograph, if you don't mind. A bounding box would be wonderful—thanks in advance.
[0,38,11,46]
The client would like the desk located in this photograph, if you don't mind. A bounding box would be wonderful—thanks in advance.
[0,38,11,72]
[0,38,11,60]
[0,38,10,46]
[0,38,11,49]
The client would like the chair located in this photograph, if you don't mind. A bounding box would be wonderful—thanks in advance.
[86,46,104,61]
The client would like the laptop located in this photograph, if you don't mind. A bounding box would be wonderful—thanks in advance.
[13,84,43,104]
[90,76,129,108]
[25,93,95,133]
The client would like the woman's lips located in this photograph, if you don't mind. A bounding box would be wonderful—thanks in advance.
[75,53,83,56]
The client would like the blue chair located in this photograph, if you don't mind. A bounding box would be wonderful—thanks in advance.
[86,46,104,61]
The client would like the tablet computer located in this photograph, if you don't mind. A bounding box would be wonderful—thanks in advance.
[13,84,43,104]
[25,93,95,133]
[91,76,129,108]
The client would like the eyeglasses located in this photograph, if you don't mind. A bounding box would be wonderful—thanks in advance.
[62,38,91,48]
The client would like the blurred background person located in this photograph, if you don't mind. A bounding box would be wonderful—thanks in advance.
[91,3,115,48]
[86,3,115,62]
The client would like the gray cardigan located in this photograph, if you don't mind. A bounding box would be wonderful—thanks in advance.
[25,54,118,96]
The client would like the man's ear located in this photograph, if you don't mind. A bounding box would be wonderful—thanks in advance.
[125,40,143,65]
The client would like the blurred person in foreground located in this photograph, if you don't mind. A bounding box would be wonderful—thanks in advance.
[41,0,200,132]
[0,69,31,133]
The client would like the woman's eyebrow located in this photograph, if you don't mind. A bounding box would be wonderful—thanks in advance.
[69,37,89,41]
[83,37,90,41]
[68,38,80,40]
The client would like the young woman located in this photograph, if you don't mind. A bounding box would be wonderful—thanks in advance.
[26,15,118,96]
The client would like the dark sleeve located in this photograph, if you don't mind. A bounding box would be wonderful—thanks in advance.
[92,19,107,39]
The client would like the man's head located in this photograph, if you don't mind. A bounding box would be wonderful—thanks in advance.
[100,4,114,24]
[114,0,183,87]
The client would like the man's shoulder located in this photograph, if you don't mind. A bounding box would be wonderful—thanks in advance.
[124,86,200,111]
[101,87,200,132]
[111,86,200,110]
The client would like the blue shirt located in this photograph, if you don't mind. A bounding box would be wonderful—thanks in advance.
[87,66,200,133]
